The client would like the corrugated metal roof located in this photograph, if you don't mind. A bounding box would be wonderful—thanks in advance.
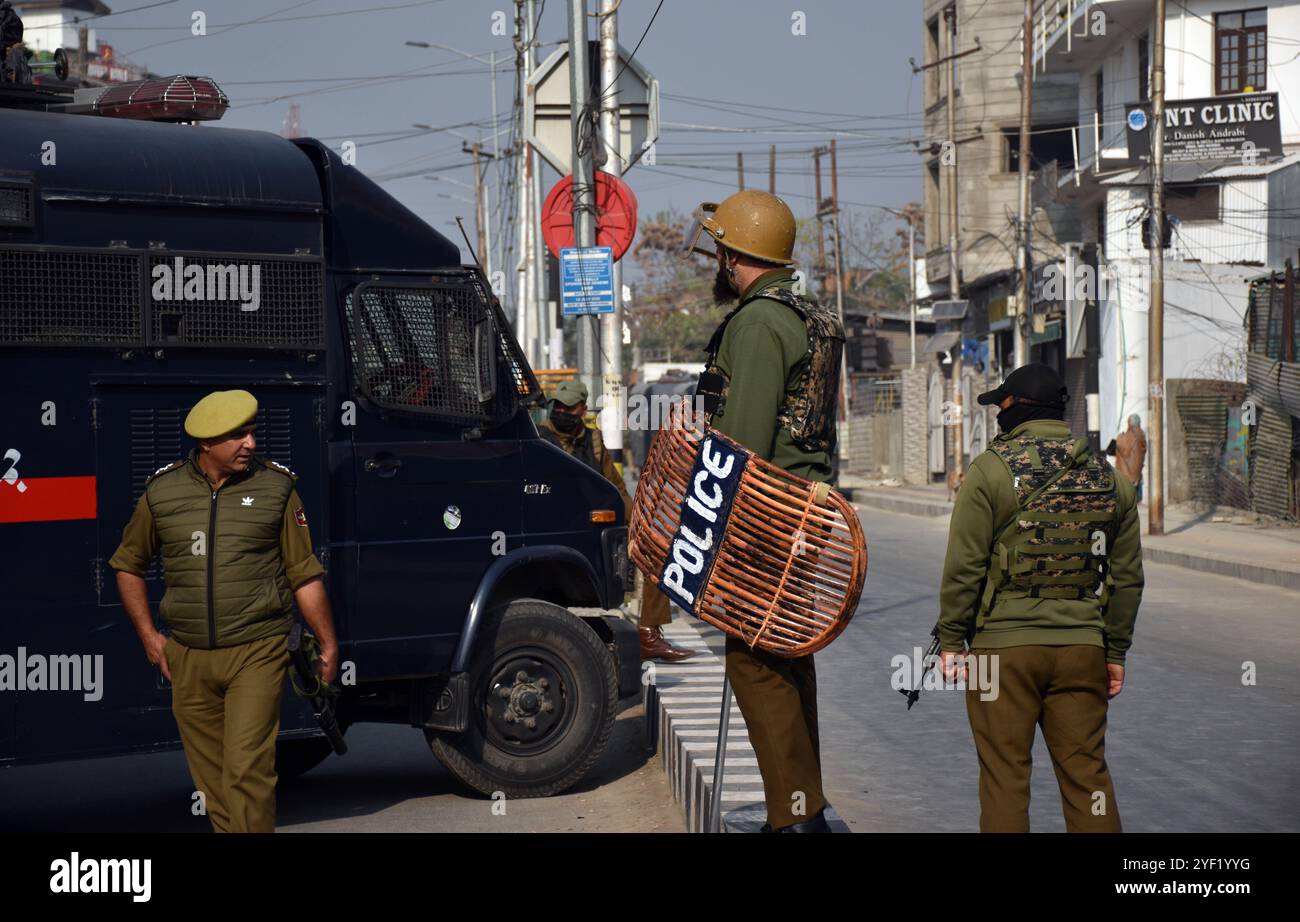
[1100,152,1300,186]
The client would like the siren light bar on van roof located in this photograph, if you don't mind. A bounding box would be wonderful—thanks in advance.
[74,75,230,122]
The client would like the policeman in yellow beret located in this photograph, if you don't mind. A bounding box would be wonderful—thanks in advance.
[109,390,338,833]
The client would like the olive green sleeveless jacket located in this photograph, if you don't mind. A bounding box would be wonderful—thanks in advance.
[145,454,296,648]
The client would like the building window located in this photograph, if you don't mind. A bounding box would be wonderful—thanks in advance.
[926,160,943,250]
[925,15,942,105]
[1166,184,1221,223]
[1094,68,1105,144]
[1004,124,1078,173]
[1138,34,1149,101]
[1216,9,1267,94]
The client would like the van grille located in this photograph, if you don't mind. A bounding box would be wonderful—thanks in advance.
[0,246,324,349]
[0,182,33,227]
[0,248,141,345]
[148,253,324,349]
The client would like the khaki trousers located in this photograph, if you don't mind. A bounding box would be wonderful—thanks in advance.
[640,581,673,628]
[165,633,290,833]
[965,644,1121,833]
[725,638,826,829]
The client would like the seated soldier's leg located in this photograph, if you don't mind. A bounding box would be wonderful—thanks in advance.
[1039,645,1122,833]
[725,636,826,829]
[220,634,290,834]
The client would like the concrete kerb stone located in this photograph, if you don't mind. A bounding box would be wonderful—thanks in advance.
[643,618,850,833]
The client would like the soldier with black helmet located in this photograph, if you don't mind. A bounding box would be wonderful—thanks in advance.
[937,363,1145,832]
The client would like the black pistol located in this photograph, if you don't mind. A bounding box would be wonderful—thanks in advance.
[288,623,347,755]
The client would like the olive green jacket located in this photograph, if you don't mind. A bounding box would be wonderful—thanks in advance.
[938,419,1144,664]
[109,454,324,649]
[709,271,834,483]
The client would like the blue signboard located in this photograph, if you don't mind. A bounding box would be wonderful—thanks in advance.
[659,435,751,614]
[560,246,615,315]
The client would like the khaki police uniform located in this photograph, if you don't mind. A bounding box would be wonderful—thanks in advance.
[940,398,1144,832]
[109,390,325,833]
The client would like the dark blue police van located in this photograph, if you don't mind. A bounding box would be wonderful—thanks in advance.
[0,76,639,799]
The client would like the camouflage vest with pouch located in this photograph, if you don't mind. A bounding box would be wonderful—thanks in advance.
[976,434,1121,628]
[698,284,845,454]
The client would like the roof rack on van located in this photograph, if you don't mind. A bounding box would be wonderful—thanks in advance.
[1,73,229,122]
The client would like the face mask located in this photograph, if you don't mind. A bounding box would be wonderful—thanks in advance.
[997,400,1063,433]
[549,407,583,433]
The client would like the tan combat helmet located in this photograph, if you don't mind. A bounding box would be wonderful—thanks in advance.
[681,190,797,266]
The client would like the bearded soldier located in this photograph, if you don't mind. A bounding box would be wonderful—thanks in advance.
[682,190,845,833]
[937,363,1144,832]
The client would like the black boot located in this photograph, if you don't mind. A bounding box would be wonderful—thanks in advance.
[758,808,832,833]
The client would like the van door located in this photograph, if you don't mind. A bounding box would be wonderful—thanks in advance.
[343,279,523,679]
[26,378,331,760]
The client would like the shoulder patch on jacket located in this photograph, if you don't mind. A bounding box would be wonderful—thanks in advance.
[259,457,298,481]
[145,459,188,486]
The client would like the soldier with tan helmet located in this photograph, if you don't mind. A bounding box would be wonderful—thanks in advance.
[682,190,846,833]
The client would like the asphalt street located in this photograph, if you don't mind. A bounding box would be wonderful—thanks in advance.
[0,701,683,833]
[816,505,1300,833]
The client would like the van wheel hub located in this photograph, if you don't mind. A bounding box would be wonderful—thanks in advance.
[489,658,563,744]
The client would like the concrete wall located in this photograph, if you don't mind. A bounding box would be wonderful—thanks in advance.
[901,365,932,485]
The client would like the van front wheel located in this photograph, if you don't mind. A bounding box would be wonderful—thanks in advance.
[425,599,617,798]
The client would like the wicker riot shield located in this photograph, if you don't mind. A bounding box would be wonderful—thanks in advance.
[629,401,867,658]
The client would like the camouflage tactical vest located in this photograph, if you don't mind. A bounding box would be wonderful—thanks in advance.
[977,435,1120,622]
[700,284,845,454]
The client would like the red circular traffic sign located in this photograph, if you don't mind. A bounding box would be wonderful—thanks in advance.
[541,170,639,261]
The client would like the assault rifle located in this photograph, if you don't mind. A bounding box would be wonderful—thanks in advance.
[899,622,942,710]
[288,623,347,755]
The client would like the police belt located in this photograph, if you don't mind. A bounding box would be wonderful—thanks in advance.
[629,401,867,658]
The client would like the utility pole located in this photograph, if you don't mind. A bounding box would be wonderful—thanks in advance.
[909,217,917,368]
[769,144,776,194]
[830,139,851,460]
[515,2,533,359]
[568,0,597,398]
[598,0,623,461]
[813,147,828,295]
[1014,0,1032,371]
[469,142,488,268]
[946,4,965,477]
[1149,0,1166,534]
[526,0,552,367]
[736,152,745,191]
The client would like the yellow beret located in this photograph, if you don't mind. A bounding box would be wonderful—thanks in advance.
[184,390,258,439]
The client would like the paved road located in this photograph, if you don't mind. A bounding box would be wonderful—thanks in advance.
[0,701,684,833]
[816,505,1300,833]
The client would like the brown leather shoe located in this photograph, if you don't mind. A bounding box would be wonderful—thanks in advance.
[639,626,698,662]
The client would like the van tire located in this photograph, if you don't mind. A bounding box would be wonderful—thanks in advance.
[426,599,617,798]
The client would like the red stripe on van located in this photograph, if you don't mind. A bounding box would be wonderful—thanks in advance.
[0,476,98,523]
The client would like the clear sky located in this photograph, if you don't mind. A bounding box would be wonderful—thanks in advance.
[81,0,924,264]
